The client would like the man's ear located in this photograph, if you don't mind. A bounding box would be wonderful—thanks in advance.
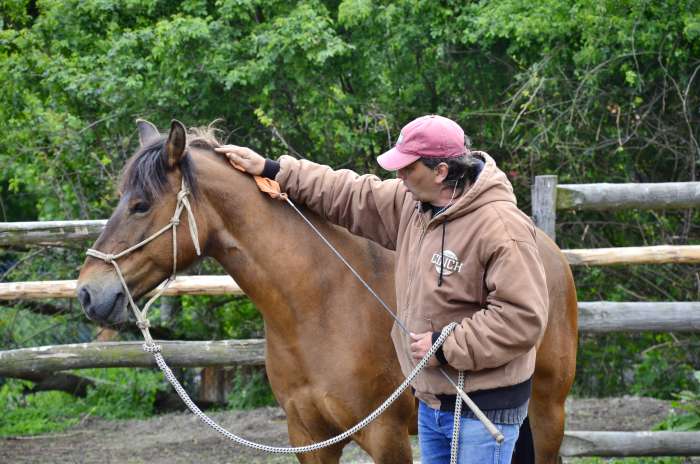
[434,162,449,184]
[164,120,187,168]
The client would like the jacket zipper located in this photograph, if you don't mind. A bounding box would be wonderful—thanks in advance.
[403,209,451,329]
[403,213,429,328]
[407,211,447,293]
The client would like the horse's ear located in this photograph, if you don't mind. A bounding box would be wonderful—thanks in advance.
[164,120,187,168]
[136,119,160,147]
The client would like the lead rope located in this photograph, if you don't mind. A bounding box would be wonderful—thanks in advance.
[150,322,457,453]
[85,178,470,454]
[284,198,473,459]
[451,371,465,463]
[283,196,504,447]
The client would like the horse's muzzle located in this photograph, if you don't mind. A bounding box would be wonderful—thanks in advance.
[77,281,128,324]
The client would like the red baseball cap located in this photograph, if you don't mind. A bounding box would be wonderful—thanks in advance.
[377,115,467,171]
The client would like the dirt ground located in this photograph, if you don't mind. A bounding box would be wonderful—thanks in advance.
[0,396,682,463]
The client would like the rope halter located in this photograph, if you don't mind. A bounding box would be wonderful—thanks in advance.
[85,177,201,348]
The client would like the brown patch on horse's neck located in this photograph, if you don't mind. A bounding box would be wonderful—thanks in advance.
[188,149,316,311]
[188,148,395,338]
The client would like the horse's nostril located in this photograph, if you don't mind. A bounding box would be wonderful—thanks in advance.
[78,287,91,309]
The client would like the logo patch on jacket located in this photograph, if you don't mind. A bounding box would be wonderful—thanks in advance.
[431,250,463,276]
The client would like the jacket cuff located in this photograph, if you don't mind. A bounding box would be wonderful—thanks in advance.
[432,331,449,365]
[261,159,281,179]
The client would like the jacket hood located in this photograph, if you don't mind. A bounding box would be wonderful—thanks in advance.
[438,152,516,221]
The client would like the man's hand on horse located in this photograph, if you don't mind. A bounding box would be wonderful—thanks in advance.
[215,145,266,175]
[410,331,440,366]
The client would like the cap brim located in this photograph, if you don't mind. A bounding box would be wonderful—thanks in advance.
[376,147,420,171]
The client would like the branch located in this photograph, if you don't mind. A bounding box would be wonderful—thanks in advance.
[18,372,95,398]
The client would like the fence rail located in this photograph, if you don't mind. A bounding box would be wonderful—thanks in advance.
[531,177,700,239]
[563,245,700,265]
[0,340,265,377]
[3,277,699,332]
[578,301,700,332]
[556,182,700,211]
[0,276,243,299]
[4,221,700,266]
[0,220,106,246]
[2,302,699,377]
[560,431,700,457]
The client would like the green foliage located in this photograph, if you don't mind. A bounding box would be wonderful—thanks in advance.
[575,331,700,399]
[172,295,263,340]
[0,304,94,350]
[226,367,277,410]
[632,349,699,399]
[655,371,700,431]
[0,368,165,436]
[0,380,85,436]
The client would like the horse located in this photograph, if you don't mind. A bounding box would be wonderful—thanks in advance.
[77,120,577,463]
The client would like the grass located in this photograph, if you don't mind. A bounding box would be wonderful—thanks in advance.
[0,367,164,437]
[0,365,278,437]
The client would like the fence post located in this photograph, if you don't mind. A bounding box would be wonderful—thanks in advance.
[199,366,233,406]
[532,175,558,241]
[160,296,181,323]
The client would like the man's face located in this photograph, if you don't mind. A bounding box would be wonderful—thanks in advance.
[397,160,443,203]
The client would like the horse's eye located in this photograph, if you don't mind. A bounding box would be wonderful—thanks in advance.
[130,201,151,214]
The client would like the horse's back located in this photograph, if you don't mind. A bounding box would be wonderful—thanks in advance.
[522,229,578,463]
[535,229,578,358]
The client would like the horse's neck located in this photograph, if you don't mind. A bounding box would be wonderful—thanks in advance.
[197,159,340,328]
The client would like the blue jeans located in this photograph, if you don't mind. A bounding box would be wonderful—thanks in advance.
[418,401,521,464]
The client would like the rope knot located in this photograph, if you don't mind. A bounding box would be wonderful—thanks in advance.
[143,343,162,353]
[136,320,150,330]
[177,189,190,201]
[170,217,180,226]
[86,249,115,263]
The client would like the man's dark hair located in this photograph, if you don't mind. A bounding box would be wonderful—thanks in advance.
[420,153,483,189]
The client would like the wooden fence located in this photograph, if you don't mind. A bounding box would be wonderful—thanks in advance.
[2,278,700,332]
[530,176,700,456]
[1,177,700,456]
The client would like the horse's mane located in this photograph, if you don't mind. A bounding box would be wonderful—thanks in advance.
[119,125,223,200]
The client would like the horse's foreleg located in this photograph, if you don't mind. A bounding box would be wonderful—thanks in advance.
[354,418,413,463]
[285,400,346,464]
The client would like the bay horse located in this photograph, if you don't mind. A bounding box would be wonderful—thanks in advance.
[77,120,577,463]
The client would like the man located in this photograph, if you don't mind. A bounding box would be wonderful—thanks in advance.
[216,115,548,463]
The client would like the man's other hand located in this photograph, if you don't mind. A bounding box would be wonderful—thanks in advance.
[410,331,439,366]
[214,145,266,176]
